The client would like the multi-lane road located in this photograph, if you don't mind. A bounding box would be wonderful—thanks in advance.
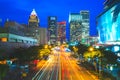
[32,50,99,80]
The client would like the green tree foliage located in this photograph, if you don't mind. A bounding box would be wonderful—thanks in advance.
[0,48,8,60]
[99,48,118,64]
[39,48,51,59]
[83,49,102,59]
[13,45,43,64]
[0,64,9,80]
[77,44,88,55]
[12,45,51,64]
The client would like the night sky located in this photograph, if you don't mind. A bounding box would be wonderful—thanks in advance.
[0,0,105,38]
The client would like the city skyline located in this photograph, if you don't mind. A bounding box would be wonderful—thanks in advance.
[0,0,105,36]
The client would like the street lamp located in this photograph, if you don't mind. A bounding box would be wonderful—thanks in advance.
[88,47,102,79]
[89,47,94,52]
[44,45,48,49]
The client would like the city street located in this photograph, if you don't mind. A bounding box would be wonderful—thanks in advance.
[32,50,98,80]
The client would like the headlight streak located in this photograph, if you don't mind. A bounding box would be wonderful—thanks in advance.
[32,56,53,80]
[64,53,84,80]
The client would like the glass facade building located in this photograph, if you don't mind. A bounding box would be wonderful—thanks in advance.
[97,2,120,44]
[57,21,66,43]
[69,13,82,42]
[69,11,90,44]
[48,16,57,44]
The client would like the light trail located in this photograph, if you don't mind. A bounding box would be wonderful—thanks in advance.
[32,50,99,80]
[64,53,82,80]
[32,55,54,80]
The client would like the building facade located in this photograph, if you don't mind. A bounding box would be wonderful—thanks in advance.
[57,21,66,44]
[97,1,120,44]
[28,9,39,28]
[0,21,37,53]
[39,28,48,45]
[0,9,48,54]
[28,9,47,45]
[69,13,82,42]
[104,0,120,10]
[80,10,90,44]
[69,11,90,44]
[48,16,57,44]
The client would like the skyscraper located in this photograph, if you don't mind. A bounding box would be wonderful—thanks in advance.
[48,16,57,44]
[80,10,90,44]
[27,9,47,45]
[69,13,82,42]
[28,9,39,28]
[57,21,66,44]
[69,11,90,44]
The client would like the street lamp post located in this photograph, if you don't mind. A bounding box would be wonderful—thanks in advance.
[88,47,102,79]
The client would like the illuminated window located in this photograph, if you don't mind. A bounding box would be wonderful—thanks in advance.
[1,38,7,42]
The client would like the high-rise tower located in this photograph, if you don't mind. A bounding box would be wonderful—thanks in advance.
[80,10,90,44]
[28,9,39,27]
[48,16,57,44]
[57,21,66,44]
[69,11,90,44]
[69,13,82,42]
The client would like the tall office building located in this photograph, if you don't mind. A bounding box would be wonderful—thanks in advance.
[28,9,39,28]
[27,9,48,45]
[69,13,82,42]
[39,28,48,45]
[48,16,57,44]
[69,11,90,44]
[57,21,66,44]
[80,10,90,44]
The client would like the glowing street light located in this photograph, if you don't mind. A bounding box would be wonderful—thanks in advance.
[44,45,48,49]
[89,47,94,51]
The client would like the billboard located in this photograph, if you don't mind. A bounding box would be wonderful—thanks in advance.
[97,3,120,43]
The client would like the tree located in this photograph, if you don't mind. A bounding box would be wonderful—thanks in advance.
[0,48,8,60]
[12,45,43,64]
[0,64,9,80]
[83,47,104,73]
[99,48,118,64]
[77,44,88,55]
[39,48,51,59]
[83,48,103,59]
